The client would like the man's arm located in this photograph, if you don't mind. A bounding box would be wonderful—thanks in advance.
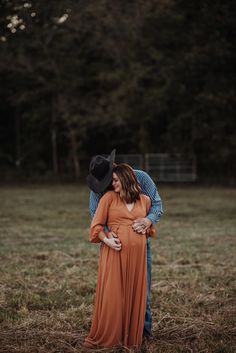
[141,171,163,225]
[89,191,102,218]
[134,170,163,230]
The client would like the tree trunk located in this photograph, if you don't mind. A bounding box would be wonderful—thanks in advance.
[57,93,80,178]
[15,106,21,169]
[69,127,80,179]
[51,98,59,176]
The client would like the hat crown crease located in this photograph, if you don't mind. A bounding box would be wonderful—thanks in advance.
[91,157,109,180]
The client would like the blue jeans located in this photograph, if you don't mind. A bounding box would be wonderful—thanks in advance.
[144,239,152,336]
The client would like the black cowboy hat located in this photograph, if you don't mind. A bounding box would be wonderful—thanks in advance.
[86,149,116,193]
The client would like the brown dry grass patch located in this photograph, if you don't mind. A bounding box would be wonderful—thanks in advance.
[0,185,235,353]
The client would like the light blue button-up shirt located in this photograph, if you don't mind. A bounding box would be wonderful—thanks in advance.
[89,169,163,224]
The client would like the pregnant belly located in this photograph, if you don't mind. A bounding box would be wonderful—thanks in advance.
[110,224,146,250]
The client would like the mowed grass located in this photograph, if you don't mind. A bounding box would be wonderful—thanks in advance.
[0,184,235,353]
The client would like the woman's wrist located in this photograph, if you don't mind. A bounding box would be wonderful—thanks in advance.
[103,236,108,244]
[107,231,112,239]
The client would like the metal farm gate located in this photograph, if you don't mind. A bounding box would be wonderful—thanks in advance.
[115,153,197,182]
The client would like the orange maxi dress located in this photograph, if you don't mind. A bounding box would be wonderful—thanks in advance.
[84,191,155,348]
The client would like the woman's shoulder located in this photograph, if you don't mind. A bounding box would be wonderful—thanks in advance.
[100,190,117,202]
[140,193,151,205]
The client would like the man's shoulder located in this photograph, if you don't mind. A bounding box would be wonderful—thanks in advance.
[134,169,157,194]
[134,169,149,180]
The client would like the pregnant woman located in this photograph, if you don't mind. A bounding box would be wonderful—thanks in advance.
[84,164,155,348]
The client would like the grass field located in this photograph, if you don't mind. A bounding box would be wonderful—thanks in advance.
[0,185,235,353]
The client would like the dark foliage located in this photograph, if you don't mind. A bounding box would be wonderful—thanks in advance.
[0,0,235,181]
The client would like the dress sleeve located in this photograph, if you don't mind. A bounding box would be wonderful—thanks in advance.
[90,191,113,243]
[147,225,156,238]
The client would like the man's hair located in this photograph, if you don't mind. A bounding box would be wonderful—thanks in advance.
[113,164,141,203]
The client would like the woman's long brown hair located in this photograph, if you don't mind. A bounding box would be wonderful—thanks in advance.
[113,164,141,203]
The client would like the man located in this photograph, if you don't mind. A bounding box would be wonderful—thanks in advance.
[86,149,163,339]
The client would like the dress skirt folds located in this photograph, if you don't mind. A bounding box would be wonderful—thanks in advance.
[84,191,155,348]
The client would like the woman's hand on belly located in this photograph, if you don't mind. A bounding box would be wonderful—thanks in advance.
[107,230,119,239]
[103,236,122,251]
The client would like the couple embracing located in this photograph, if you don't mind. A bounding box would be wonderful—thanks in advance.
[84,149,163,349]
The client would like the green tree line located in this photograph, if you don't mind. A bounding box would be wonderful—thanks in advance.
[0,0,235,181]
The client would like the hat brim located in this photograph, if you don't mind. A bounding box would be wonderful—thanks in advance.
[86,149,116,193]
